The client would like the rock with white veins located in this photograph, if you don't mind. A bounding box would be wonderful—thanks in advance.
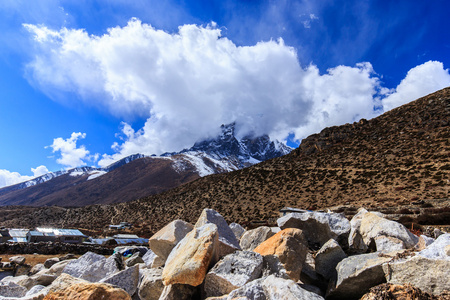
[204,251,263,297]
[62,251,120,282]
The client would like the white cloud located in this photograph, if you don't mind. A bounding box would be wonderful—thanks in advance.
[0,169,33,188]
[382,61,450,111]
[31,165,50,177]
[48,132,95,168]
[24,20,450,167]
[0,164,50,189]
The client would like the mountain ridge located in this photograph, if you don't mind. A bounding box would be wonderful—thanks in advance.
[0,125,291,206]
[1,87,447,233]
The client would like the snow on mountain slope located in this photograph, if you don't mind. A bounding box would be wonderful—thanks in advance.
[1,123,292,194]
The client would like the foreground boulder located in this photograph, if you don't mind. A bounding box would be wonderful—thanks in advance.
[142,248,165,269]
[359,212,419,249]
[417,233,450,260]
[240,226,275,251]
[162,223,219,286]
[43,281,131,300]
[382,255,450,295]
[254,228,308,282]
[149,219,194,262]
[221,274,324,300]
[195,208,241,258]
[277,211,350,249]
[327,251,396,299]
[204,251,263,297]
[99,264,139,296]
[0,281,27,298]
[229,223,246,241]
[360,283,450,300]
[138,268,165,300]
[314,239,347,280]
[62,251,120,282]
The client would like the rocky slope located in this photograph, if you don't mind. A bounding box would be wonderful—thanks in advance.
[0,88,449,232]
[0,124,291,207]
[0,208,449,299]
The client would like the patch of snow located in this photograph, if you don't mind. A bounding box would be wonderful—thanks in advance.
[69,171,85,177]
[87,171,107,181]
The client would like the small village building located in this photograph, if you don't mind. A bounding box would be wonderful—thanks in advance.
[27,230,56,243]
[36,228,87,244]
[112,234,148,245]
[279,207,308,217]
[108,222,133,230]
[8,229,29,243]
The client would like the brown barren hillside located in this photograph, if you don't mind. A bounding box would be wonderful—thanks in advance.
[1,88,449,234]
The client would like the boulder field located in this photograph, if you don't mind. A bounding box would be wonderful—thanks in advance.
[0,207,449,300]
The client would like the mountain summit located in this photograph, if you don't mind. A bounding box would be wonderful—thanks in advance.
[0,124,291,206]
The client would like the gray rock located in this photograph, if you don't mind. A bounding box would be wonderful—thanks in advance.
[415,234,435,250]
[142,248,164,269]
[205,251,263,297]
[29,263,46,276]
[383,255,450,295]
[45,259,73,277]
[225,275,325,300]
[25,284,46,296]
[195,208,240,258]
[44,257,60,269]
[374,235,405,253]
[327,252,395,299]
[62,251,119,282]
[359,212,419,249]
[126,252,145,267]
[261,255,290,280]
[417,233,450,260]
[14,264,32,276]
[100,264,139,296]
[277,211,350,249]
[0,281,27,298]
[158,284,197,300]
[9,256,26,265]
[148,219,193,262]
[138,268,164,300]
[229,223,246,241]
[239,226,274,251]
[20,273,57,289]
[314,239,347,280]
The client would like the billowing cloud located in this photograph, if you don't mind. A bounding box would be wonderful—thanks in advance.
[24,20,450,167]
[0,164,50,188]
[0,169,33,188]
[48,132,95,168]
[31,165,50,177]
[382,61,450,111]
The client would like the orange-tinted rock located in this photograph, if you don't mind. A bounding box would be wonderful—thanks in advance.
[162,223,219,286]
[43,282,130,300]
[253,228,308,281]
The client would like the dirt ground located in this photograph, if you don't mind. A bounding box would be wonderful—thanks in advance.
[0,254,79,268]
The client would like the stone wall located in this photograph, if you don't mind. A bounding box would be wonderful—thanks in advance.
[0,242,114,255]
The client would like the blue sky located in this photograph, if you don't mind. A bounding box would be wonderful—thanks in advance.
[1,0,449,187]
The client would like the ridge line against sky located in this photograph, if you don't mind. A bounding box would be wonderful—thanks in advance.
[0,0,449,188]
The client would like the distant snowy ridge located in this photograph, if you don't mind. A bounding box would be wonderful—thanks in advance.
[1,123,292,192]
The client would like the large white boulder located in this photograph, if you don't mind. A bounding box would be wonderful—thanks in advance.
[62,251,120,282]
[204,251,263,297]
[359,213,419,249]
[277,211,350,249]
[383,255,450,295]
[417,233,450,260]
